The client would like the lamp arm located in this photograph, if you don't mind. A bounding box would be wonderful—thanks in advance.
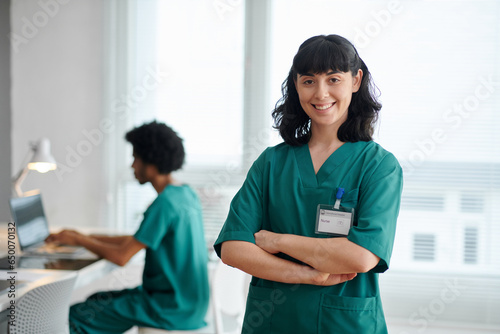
[12,166,30,197]
[12,142,36,197]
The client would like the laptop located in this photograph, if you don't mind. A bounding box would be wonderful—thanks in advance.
[9,194,85,257]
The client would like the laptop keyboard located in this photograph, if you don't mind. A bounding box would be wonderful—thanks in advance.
[28,243,84,255]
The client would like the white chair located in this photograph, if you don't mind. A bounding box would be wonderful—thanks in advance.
[9,273,77,334]
[138,259,249,334]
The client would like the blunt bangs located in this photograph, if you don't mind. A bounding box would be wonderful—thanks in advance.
[292,35,359,76]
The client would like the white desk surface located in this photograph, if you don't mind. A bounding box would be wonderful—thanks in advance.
[0,256,117,312]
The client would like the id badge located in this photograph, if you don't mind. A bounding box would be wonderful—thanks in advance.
[315,188,354,236]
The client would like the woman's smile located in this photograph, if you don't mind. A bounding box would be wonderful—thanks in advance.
[313,102,336,111]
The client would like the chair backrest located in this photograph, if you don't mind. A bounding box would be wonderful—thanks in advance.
[9,274,77,334]
[138,259,250,334]
[211,260,250,334]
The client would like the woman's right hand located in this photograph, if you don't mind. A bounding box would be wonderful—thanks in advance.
[304,266,357,286]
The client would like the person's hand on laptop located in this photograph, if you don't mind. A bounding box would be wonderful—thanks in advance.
[46,230,82,246]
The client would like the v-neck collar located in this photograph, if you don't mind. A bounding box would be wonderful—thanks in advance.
[294,142,359,188]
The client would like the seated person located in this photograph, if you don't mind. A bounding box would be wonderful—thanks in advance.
[47,121,209,333]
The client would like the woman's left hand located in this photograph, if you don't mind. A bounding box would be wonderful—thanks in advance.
[254,230,281,254]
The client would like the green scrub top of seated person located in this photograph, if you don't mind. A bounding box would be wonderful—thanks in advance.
[135,185,210,329]
[70,185,210,333]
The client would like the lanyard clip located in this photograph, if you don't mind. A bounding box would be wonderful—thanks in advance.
[334,188,344,209]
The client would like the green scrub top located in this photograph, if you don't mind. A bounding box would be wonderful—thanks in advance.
[214,141,403,334]
[134,184,209,330]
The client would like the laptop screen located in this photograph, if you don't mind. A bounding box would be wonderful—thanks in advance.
[9,194,50,250]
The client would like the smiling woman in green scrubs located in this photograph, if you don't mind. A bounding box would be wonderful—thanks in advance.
[214,35,403,334]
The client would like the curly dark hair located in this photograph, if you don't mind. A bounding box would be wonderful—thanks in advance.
[125,121,185,174]
[272,34,382,146]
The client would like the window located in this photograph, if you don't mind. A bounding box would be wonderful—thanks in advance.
[461,195,483,213]
[413,234,436,261]
[401,194,445,212]
[106,0,251,246]
[153,1,245,167]
[463,227,478,264]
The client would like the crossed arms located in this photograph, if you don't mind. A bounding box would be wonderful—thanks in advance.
[220,230,379,286]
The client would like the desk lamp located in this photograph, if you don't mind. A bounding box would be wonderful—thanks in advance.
[12,138,57,197]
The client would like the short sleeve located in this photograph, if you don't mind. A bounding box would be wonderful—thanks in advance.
[347,153,403,273]
[134,198,169,250]
[213,151,268,258]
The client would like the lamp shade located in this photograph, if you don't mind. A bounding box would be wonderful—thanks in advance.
[27,138,57,173]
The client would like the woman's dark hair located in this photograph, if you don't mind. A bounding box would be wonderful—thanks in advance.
[272,34,381,145]
[125,121,185,174]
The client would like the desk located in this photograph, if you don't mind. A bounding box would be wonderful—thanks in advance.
[0,222,128,333]
[0,255,117,306]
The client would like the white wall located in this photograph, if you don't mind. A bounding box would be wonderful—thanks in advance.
[10,0,109,228]
[0,1,12,222]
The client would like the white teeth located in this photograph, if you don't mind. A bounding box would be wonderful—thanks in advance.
[315,103,333,110]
